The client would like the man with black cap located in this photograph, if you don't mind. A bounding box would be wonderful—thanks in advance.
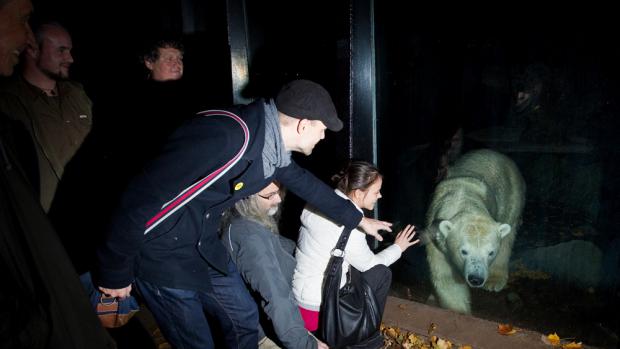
[96,79,392,349]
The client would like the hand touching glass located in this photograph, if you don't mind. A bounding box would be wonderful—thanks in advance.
[394,224,419,252]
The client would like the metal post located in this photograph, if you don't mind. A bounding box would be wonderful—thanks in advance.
[350,0,378,221]
[226,0,253,105]
[349,0,376,163]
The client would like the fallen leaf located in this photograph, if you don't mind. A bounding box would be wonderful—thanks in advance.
[541,333,561,346]
[562,342,582,349]
[428,322,438,335]
[497,323,517,335]
[399,304,407,310]
[406,333,425,346]
[459,346,473,349]
[386,327,398,339]
[434,338,452,349]
[548,333,561,346]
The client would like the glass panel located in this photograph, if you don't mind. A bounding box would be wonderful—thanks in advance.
[375,8,619,348]
[242,0,352,234]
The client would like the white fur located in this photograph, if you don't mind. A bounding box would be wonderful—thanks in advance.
[425,149,525,314]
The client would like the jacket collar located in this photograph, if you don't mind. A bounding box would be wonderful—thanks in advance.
[335,189,363,214]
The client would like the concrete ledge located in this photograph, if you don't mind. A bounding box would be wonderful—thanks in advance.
[382,296,587,349]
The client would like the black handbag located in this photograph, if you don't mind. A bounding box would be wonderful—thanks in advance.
[318,227,384,349]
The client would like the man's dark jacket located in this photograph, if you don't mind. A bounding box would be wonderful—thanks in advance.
[97,99,362,291]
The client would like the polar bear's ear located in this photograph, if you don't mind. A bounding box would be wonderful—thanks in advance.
[498,223,511,239]
[438,220,454,240]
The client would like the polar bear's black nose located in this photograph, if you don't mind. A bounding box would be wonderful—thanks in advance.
[468,275,484,287]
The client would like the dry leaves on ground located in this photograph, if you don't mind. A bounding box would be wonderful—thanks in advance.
[541,332,582,348]
[381,323,472,349]
[497,323,518,335]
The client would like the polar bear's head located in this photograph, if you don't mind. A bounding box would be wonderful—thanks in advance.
[436,215,511,288]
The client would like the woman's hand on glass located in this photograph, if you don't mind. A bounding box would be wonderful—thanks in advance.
[394,224,419,252]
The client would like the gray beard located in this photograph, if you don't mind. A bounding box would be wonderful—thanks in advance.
[267,207,279,216]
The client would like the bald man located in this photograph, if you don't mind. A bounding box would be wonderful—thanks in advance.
[0,21,93,211]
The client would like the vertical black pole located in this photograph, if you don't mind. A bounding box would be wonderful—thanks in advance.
[226,0,252,104]
[350,0,378,224]
[349,0,376,163]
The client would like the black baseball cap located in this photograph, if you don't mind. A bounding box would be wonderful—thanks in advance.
[275,79,343,132]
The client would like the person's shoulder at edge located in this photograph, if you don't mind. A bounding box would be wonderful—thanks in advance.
[0,79,32,122]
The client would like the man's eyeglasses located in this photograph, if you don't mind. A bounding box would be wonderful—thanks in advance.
[257,191,279,200]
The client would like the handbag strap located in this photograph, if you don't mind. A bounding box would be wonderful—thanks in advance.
[325,226,355,278]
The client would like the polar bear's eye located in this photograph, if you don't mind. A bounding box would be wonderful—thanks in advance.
[488,251,495,257]
[460,249,468,256]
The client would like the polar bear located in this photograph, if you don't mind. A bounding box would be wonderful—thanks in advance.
[424,149,525,314]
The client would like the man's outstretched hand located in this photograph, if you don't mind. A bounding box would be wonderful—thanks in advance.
[359,216,392,241]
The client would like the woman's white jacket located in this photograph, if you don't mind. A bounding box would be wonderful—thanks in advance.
[292,189,402,310]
